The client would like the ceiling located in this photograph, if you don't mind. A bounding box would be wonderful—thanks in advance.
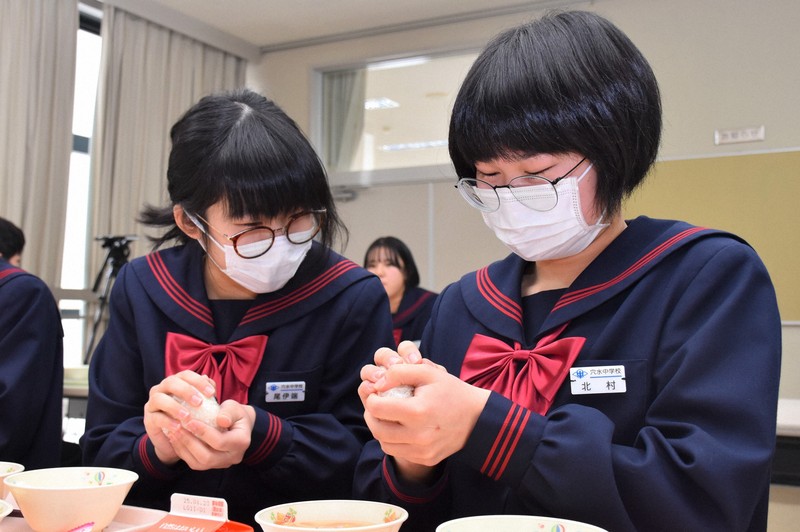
[142,0,561,51]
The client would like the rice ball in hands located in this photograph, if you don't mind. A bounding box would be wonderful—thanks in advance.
[379,384,414,398]
[172,394,221,428]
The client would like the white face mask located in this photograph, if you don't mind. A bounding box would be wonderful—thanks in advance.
[187,214,312,294]
[480,164,608,261]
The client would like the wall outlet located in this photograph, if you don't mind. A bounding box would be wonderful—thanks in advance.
[714,125,765,145]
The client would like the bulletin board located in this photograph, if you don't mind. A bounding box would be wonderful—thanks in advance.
[624,150,800,320]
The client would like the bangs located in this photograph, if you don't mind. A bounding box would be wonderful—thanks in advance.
[449,97,572,177]
[201,110,328,219]
[449,108,557,173]
[449,13,616,177]
[366,245,402,268]
[449,46,576,176]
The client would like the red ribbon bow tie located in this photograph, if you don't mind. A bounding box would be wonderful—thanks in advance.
[392,328,402,347]
[164,332,268,403]
[460,323,585,415]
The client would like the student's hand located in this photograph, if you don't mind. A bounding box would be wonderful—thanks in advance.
[394,340,424,364]
[165,400,256,470]
[358,341,436,400]
[143,370,217,465]
[361,358,491,471]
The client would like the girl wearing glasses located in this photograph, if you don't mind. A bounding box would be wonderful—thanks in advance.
[82,88,394,525]
[356,11,780,532]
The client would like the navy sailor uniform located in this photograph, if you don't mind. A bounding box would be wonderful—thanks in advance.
[82,242,394,525]
[392,286,437,345]
[354,216,781,532]
[0,259,64,469]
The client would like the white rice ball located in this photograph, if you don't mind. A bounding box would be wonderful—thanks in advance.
[173,394,220,428]
[379,385,414,398]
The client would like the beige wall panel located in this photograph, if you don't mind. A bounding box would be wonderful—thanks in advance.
[625,151,800,320]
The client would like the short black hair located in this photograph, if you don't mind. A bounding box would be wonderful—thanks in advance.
[0,217,25,259]
[449,10,662,216]
[140,87,347,251]
[363,236,420,289]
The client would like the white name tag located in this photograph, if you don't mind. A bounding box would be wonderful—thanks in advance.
[570,365,626,395]
[265,381,306,403]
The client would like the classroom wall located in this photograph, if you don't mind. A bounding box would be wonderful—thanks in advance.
[246,0,800,394]
[625,151,800,320]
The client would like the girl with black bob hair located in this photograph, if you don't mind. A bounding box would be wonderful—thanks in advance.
[364,236,438,345]
[365,236,421,289]
[449,9,661,218]
[82,88,394,525]
[356,11,780,532]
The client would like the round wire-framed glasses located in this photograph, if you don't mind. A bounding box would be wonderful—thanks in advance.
[194,209,326,258]
[455,158,586,213]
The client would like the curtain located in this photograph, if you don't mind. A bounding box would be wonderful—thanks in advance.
[0,0,78,286]
[323,69,367,172]
[88,4,245,280]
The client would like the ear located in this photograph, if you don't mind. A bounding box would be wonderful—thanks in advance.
[173,205,201,240]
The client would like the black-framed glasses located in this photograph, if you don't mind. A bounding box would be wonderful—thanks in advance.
[194,209,325,259]
[455,158,586,213]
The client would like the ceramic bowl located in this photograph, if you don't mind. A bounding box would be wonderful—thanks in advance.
[0,461,24,498]
[255,499,408,531]
[3,466,138,532]
[0,499,13,523]
[435,514,608,532]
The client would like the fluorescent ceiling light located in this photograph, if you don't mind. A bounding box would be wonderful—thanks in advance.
[379,140,448,151]
[364,97,400,110]
[368,56,430,71]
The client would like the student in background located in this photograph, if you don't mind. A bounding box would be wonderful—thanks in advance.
[355,11,780,532]
[364,236,437,346]
[81,88,394,525]
[0,217,64,469]
[0,216,25,266]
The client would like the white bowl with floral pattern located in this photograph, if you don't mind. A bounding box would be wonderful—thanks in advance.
[255,499,408,531]
[436,514,608,531]
[3,466,138,532]
[0,461,24,498]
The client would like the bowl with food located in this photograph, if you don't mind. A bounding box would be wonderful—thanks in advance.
[436,515,608,532]
[255,499,408,531]
[3,466,138,532]
[0,461,24,498]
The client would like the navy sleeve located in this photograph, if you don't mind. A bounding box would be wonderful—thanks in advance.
[82,263,153,473]
[0,273,64,469]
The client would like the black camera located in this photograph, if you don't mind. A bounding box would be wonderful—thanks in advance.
[95,234,137,248]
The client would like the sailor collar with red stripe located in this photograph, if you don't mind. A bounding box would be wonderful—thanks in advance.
[460,216,738,344]
[132,241,372,341]
[0,260,27,287]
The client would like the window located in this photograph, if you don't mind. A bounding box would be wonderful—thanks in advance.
[59,5,102,368]
[320,51,478,188]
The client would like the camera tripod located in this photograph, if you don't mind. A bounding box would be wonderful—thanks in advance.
[83,235,137,364]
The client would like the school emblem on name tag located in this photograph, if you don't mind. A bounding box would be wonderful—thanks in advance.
[570,365,626,395]
[265,381,306,402]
